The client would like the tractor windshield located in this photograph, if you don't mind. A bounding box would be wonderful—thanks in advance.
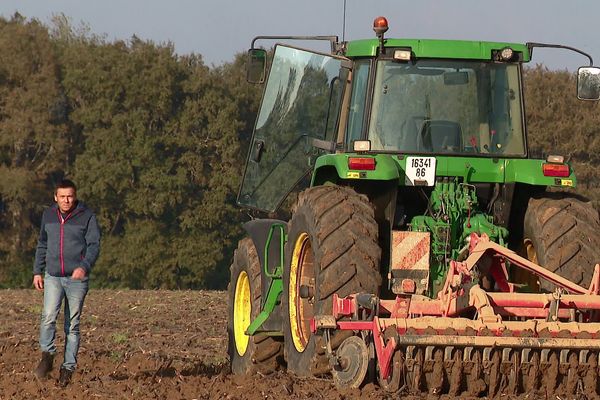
[362,59,525,156]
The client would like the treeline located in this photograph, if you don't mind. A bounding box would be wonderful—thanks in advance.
[0,15,598,289]
[0,15,261,289]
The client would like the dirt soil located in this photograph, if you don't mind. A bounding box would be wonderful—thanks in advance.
[0,289,423,400]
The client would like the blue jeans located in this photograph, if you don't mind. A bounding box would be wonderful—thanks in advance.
[39,273,89,371]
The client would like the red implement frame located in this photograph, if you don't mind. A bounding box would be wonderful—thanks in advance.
[311,234,600,382]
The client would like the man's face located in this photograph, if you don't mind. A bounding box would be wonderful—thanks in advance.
[54,187,77,214]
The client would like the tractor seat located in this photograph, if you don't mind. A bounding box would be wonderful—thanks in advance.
[420,120,463,153]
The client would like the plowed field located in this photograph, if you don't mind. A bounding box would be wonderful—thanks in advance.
[4,289,577,399]
[0,289,403,400]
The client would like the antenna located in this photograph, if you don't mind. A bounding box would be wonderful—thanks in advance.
[342,0,347,42]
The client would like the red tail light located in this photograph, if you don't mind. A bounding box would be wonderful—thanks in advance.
[542,163,570,177]
[348,157,376,171]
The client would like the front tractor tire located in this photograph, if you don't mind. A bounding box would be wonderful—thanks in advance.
[283,185,381,376]
[523,194,600,291]
[227,238,283,374]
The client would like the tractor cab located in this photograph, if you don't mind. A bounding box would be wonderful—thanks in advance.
[238,17,600,213]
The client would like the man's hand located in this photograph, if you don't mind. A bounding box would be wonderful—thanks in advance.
[72,267,86,280]
[33,275,44,291]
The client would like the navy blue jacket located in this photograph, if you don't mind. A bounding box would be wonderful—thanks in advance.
[33,202,101,277]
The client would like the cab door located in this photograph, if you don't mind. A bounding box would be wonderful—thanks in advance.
[237,44,350,212]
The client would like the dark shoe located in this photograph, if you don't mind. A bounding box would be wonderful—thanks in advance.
[58,367,73,387]
[33,352,54,379]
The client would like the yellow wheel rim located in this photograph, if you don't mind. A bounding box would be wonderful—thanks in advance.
[233,270,251,356]
[524,239,538,264]
[514,238,540,291]
[289,232,314,353]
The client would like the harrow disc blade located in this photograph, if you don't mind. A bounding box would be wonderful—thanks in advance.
[332,336,370,389]
[378,350,404,392]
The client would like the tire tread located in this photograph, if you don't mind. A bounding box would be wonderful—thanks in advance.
[524,195,600,290]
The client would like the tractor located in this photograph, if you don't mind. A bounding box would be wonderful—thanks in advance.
[227,16,600,396]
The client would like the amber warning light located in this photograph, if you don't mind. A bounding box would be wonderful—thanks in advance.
[373,16,389,36]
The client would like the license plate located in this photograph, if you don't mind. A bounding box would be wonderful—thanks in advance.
[405,157,436,186]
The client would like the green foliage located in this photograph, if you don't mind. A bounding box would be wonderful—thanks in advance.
[111,332,129,345]
[0,15,70,286]
[56,29,253,289]
[0,15,257,289]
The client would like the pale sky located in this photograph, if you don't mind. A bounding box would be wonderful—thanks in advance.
[1,0,598,70]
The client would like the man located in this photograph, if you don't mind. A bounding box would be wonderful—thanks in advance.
[32,179,101,387]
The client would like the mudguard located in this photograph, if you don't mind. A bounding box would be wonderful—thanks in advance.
[243,218,287,332]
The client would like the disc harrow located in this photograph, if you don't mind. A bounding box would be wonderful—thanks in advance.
[397,330,600,396]
[311,234,600,396]
[317,316,600,396]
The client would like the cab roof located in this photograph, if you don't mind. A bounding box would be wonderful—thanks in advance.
[344,38,531,62]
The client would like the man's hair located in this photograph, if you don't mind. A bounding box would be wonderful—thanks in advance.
[55,179,77,193]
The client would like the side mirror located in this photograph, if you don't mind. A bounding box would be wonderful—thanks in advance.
[577,66,600,101]
[247,48,267,84]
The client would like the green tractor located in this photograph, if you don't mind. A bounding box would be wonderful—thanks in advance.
[227,17,600,395]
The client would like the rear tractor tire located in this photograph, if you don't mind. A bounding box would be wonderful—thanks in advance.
[523,194,600,291]
[283,185,382,377]
[227,238,283,374]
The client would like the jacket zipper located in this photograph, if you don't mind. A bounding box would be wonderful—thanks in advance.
[57,209,74,276]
